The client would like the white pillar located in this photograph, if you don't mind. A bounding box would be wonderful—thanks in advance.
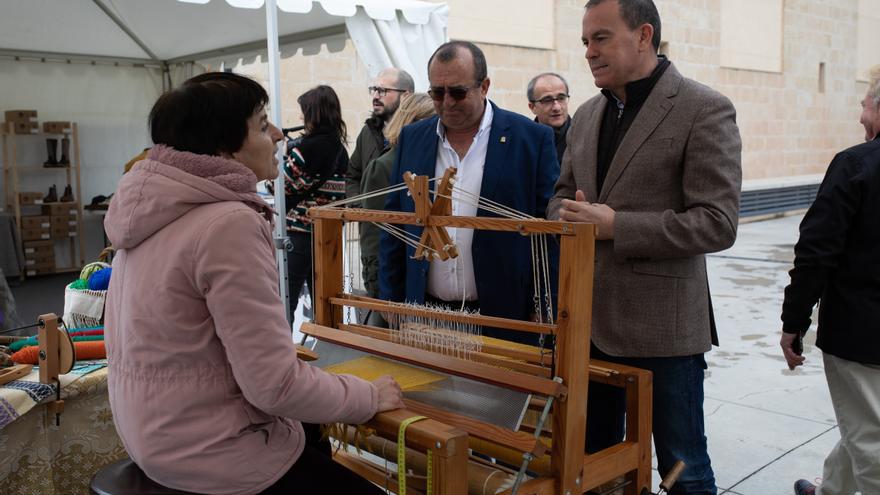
[265,0,291,325]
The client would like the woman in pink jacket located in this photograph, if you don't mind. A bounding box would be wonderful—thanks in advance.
[104,72,403,494]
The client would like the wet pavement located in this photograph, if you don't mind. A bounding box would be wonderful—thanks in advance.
[704,213,839,495]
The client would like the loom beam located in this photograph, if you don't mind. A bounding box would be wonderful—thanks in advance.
[308,192,654,495]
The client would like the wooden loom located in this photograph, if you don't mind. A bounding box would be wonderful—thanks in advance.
[304,169,654,495]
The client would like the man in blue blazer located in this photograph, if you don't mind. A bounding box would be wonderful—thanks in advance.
[379,41,559,343]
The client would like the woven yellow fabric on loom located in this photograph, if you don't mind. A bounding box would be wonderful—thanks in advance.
[479,335,542,353]
[325,356,446,392]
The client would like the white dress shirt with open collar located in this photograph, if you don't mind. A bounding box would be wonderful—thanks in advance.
[426,100,494,303]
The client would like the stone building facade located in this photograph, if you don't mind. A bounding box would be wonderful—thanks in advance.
[231,0,876,181]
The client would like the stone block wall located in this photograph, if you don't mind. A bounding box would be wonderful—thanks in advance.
[231,0,868,180]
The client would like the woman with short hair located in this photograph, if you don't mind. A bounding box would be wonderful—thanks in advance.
[105,72,401,495]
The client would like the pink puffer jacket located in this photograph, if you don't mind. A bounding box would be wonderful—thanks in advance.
[104,145,377,494]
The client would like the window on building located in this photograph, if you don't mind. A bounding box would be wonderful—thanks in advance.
[819,62,826,94]
[720,0,783,73]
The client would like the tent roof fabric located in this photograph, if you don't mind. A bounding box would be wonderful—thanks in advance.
[1,0,441,63]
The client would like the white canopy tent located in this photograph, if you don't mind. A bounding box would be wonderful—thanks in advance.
[1,0,449,320]
[0,0,447,88]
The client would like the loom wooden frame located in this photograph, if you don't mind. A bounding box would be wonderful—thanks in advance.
[306,175,653,495]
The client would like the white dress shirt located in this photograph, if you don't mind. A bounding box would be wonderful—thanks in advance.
[426,101,494,302]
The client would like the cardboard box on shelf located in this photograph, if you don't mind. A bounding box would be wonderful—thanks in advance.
[19,192,44,205]
[20,215,50,230]
[19,203,44,214]
[42,202,78,216]
[51,224,76,239]
[24,251,54,266]
[6,120,39,134]
[42,121,72,134]
[4,110,38,122]
[26,264,55,277]
[23,239,54,256]
[50,215,77,231]
[21,227,52,241]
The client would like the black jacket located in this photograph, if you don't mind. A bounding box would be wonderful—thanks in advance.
[345,116,385,201]
[534,116,571,165]
[781,137,880,364]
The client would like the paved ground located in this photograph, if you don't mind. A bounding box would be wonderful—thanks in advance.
[703,213,838,495]
[12,213,838,494]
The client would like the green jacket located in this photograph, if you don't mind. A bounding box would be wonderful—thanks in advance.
[358,146,394,297]
[345,116,385,203]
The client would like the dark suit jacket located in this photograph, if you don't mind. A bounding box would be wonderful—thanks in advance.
[379,102,559,322]
[548,63,742,357]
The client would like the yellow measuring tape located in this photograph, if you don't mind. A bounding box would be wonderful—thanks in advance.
[398,415,433,495]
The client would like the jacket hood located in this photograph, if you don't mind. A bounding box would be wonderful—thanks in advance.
[105,145,273,249]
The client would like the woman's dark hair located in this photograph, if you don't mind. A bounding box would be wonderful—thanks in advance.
[149,72,269,156]
[297,85,347,144]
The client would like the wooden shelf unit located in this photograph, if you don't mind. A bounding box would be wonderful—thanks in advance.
[2,122,86,278]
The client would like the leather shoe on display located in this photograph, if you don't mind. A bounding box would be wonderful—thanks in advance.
[58,137,71,166]
[43,138,58,167]
[44,184,58,203]
[60,184,74,203]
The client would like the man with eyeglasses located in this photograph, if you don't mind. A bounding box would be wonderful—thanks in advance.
[527,72,572,164]
[345,67,414,201]
[379,41,559,344]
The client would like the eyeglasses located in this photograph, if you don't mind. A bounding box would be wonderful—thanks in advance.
[368,86,407,97]
[530,94,570,105]
[427,83,480,102]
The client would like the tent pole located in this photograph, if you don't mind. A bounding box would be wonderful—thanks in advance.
[162,64,171,92]
[91,0,161,62]
[265,0,292,326]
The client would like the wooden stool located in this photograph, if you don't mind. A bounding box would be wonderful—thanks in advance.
[90,458,195,495]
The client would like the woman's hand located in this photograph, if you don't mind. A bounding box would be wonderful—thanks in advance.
[372,375,404,412]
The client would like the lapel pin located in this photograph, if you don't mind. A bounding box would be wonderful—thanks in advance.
[500,136,507,143]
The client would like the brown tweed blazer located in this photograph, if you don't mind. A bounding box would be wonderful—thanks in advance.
[548,63,742,357]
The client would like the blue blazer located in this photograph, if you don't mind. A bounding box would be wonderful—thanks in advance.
[379,102,559,324]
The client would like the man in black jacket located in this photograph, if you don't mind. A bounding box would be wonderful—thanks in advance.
[345,67,414,201]
[783,66,880,495]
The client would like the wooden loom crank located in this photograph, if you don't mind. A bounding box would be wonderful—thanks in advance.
[0,314,77,424]
[0,313,76,425]
[405,168,458,261]
[306,168,655,495]
[38,313,76,425]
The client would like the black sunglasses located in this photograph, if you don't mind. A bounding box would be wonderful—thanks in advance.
[428,83,481,102]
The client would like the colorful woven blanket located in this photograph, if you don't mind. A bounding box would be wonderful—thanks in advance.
[0,360,107,430]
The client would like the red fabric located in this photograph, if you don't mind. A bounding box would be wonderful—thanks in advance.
[11,341,106,364]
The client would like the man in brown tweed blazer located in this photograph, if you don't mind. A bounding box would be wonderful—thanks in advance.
[548,1,742,493]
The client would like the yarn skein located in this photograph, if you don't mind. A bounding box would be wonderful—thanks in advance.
[87,267,112,291]
[80,262,110,281]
